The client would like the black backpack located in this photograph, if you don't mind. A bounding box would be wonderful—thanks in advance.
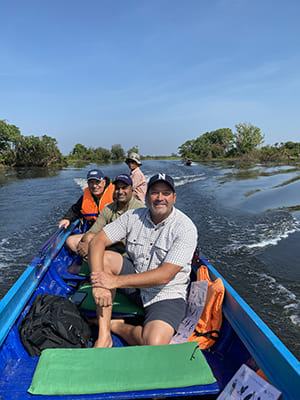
[18,293,91,356]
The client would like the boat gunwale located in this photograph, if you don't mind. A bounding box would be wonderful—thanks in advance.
[0,221,79,348]
[198,252,300,400]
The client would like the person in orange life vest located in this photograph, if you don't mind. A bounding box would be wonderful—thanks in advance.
[58,169,114,253]
[76,174,146,260]
[125,152,147,203]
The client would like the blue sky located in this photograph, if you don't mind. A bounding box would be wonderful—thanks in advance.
[1,0,300,156]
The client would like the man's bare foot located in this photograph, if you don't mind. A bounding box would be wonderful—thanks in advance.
[93,337,113,348]
[110,318,125,333]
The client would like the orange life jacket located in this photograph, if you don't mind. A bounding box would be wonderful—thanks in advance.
[81,183,114,222]
[187,265,225,350]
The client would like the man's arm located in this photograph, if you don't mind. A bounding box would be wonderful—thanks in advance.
[88,230,114,272]
[92,262,182,291]
[88,230,115,307]
[76,231,95,259]
[58,196,83,227]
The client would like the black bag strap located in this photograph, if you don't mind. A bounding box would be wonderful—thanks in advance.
[193,329,220,342]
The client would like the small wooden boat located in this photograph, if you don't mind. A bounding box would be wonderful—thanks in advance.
[0,221,299,399]
[184,158,192,166]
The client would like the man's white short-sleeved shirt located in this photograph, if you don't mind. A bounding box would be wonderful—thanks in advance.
[103,207,198,307]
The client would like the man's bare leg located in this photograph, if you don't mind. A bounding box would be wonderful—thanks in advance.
[66,233,84,253]
[110,319,143,346]
[93,290,115,348]
[111,319,174,346]
[94,251,123,348]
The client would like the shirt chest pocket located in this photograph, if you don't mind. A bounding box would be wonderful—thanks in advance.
[126,236,145,261]
[149,238,171,266]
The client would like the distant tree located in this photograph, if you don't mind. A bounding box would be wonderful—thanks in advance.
[39,135,64,166]
[0,120,21,163]
[68,143,113,162]
[71,143,88,159]
[94,147,111,162]
[13,134,64,167]
[259,145,279,161]
[193,135,212,159]
[234,122,264,154]
[178,128,234,160]
[203,128,234,152]
[127,145,139,156]
[178,139,195,159]
[111,144,125,160]
[1,120,64,167]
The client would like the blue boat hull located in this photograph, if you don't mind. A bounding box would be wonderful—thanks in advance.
[0,223,299,399]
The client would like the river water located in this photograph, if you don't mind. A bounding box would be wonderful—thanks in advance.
[0,160,299,359]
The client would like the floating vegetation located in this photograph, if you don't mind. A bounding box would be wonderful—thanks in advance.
[244,189,261,197]
[266,205,300,213]
[272,176,300,189]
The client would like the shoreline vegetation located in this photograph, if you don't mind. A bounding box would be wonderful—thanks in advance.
[1,119,300,169]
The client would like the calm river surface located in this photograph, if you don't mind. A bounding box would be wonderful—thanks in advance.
[1,160,299,359]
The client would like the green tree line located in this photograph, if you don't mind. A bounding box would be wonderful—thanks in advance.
[0,120,140,167]
[1,119,300,168]
[0,120,65,167]
[178,123,300,162]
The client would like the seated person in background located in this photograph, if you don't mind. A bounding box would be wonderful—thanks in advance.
[89,173,198,348]
[58,169,114,253]
[125,152,147,203]
[76,174,146,260]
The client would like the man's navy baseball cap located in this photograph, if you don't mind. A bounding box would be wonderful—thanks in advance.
[87,169,105,181]
[113,174,133,186]
[147,173,175,192]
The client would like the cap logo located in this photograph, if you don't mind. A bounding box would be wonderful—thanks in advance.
[158,173,166,180]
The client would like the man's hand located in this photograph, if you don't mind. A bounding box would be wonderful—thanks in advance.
[92,287,113,307]
[58,219,70,229]
[91,271,118,290]
[77,238,89,259]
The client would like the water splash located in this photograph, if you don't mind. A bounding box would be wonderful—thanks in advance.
[225,214,299,253]
[73,178,88,191]
[252,272,300,328]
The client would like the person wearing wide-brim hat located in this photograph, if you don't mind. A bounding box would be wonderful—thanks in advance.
[125,152,147,202]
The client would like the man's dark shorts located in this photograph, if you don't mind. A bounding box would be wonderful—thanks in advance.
[118,256,187,332]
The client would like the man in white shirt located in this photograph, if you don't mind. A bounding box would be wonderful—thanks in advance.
[89,173,198,347]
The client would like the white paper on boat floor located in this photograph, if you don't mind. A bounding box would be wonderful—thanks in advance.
[217,364,281,400]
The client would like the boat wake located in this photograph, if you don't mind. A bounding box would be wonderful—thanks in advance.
[73,174,207,192]
[224,212,299,253]
[73,178,88,191]
[172,174,207,187]
[251,271,300,328]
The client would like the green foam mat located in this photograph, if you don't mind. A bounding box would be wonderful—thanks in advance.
[28,342,216,395]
